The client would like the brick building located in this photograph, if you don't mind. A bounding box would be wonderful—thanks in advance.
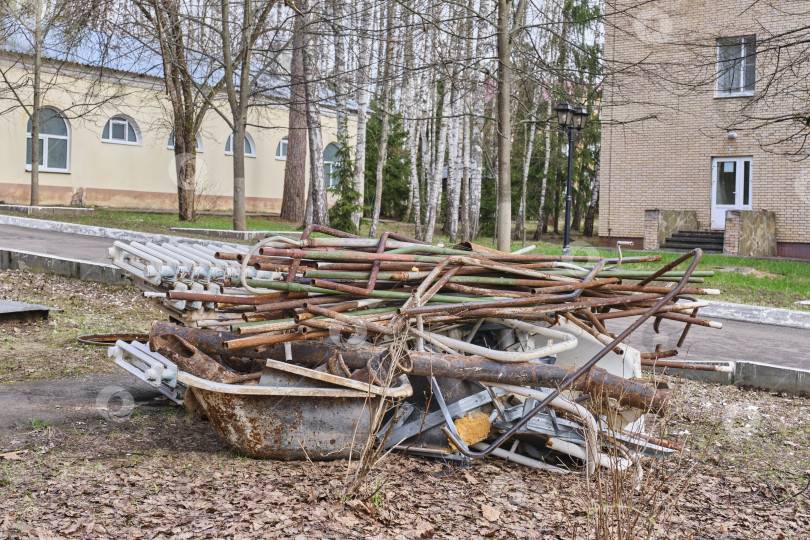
[600,0,810,259]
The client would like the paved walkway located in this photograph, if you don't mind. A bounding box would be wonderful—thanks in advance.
[0,224,113,264]
[0,373,162,433]
[606,316,810,370]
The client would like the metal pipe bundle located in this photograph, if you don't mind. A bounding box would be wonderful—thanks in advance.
[110,226,717,469]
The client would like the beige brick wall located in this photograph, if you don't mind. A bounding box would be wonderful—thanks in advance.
[601,0,809,248]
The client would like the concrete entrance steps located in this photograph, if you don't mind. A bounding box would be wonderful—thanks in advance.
[661,230,724,252]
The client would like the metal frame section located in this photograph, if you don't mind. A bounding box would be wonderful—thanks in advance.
[107,340,181,403]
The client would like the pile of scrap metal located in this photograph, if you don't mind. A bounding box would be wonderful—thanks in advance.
[107,225,720,471]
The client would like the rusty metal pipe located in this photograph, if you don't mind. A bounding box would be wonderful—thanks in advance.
[441,282,532,297]
[167,290,307,305]
[402,351,668,412]
[310,232,391,296]
[641,359,732,372]
[303,305,391,334]
[252,295,353,313]
[223,329,331,350]
[593,302,707,320]
[409,292,663,319]
[293,299,373,323]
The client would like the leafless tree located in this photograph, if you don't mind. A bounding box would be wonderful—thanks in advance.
[279,6,307,222]
[0,0,124,206]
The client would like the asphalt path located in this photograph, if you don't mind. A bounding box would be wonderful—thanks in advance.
[0,224,113,264]
[606,316,810,370]
[0,373,163,433]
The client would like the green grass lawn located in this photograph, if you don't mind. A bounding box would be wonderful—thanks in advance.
[3,208,808,310]
[0,208,300,241]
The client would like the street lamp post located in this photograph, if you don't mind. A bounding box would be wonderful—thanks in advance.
[555,101,588,256]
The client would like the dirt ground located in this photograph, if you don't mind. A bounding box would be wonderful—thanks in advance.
[0,378,808,538]
[0,270,162,383]
[1,270,809,538]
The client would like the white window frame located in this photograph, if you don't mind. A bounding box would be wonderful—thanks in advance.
[225,133,256,158]
[102,115,141,146]
[168,131,204,152]
[26,107,71,174]
[323,142,340,188]
[324,161,338,188]
[275,137,288,160]
[715,36,756,98]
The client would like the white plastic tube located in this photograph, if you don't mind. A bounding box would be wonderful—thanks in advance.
[411,321,577,363]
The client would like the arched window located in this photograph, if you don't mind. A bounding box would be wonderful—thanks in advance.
[225,133,256,157]
[275,137,288,160]
[26,107,70,172]
[168,131,204,152]
[323,142,339,188]
[102,115,140,145]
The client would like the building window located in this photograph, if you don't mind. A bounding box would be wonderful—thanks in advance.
[717,36,756,96]
[225,133,256,157]
[323,142,339,188]
[26,107,70,172]
[275,137,288,160]
[168,131,204,152]
[102,115,140,145]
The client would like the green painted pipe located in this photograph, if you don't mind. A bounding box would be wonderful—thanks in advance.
[303,269,710,283]
[386,246,478,256]
[236,278,493,304]
[232,306,398,329]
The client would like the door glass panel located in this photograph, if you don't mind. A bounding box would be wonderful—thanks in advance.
[743,161,750,206]
[716,161,736,205]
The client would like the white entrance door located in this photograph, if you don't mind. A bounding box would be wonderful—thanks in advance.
[711,157,752,229]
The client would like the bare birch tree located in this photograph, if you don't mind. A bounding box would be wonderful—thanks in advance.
[301,0,327,225]
[368,0,396,237]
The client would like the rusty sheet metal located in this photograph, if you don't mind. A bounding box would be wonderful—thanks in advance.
[179,371,411,460]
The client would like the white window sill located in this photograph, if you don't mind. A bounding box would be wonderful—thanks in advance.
[275,156,287,161]
[26,166,70,174]
[168,146,204,153]
[714,91,755,99]
[102,139,141,146]
[225,153,257,158]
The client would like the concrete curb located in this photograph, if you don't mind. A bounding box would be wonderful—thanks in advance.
[0,204,95,216]
[168,227,300,241]
[702,300,810,330]
[644,360,810,396]
[0,247,128,284]
[0,213,237,247]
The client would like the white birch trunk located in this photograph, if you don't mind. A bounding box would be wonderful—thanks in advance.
[514,88,540,240]
[460,111,472,242]
[423,88,449,243]
[444,91,461,240]
[302,18,328,225]
[533,99,553,240]
[350,0,372,228]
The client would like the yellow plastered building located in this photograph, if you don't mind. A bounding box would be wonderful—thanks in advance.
[0,50,355,214]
